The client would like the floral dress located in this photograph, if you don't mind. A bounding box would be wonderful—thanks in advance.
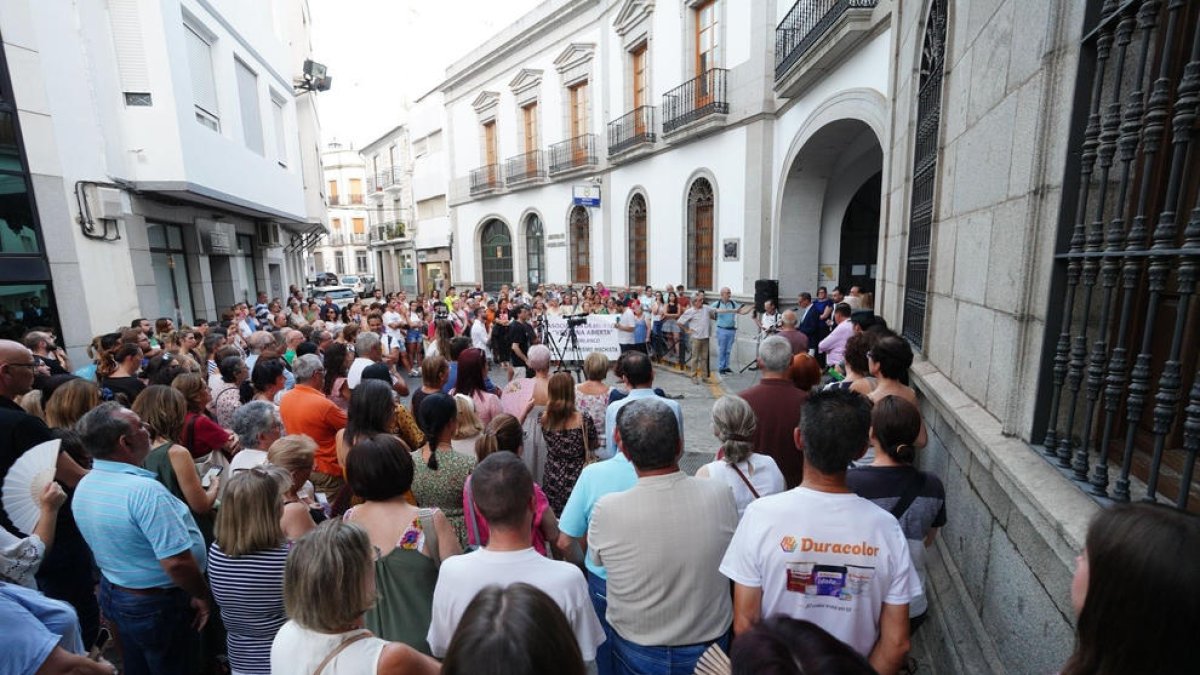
[540,412,598,516]
[409,449,475,546]
[574,387,609,442]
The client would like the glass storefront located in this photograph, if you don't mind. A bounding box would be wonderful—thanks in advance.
[148,223,195,326]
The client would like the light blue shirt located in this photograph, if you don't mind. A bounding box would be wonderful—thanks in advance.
[603,389,684,460]
[711,299,739,330]
[558,453,637,579]
[73,460,206,589]
[1,582,84,673]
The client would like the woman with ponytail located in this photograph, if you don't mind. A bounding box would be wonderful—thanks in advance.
[847,395,946,633]
[696,395,785,518]
[411,393,475,546]
[466,414,578,561]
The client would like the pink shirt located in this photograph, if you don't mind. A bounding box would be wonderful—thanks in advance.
[819,319,855,366]
[463,475,550,555]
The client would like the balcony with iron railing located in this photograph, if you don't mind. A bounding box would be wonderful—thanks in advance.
[328,195,341,206]
[505,150,547,186]
[384,166,406,192]
[348,194,364,205]
[469,164,503,196]
[662,69,729,138]
[548,134,598,175]
[370,222,407,242]
[608,106,656,159]
[775,0,879,98]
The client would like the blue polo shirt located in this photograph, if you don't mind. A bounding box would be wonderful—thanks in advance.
[711,299,739,330]
[558,453,637,579]
[72,459,206,589]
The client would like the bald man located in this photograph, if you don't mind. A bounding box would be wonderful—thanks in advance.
[776,310,809,355]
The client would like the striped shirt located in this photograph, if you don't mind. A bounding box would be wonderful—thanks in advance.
[208,543,289,675]
[72,460,206,588]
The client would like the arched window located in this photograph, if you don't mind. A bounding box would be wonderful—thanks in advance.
[686,178,714,290]
[901,0,947,349]
[480,219,513,292]
[570,206,591,283]
[628,193,648,287]
[525,215,545,288]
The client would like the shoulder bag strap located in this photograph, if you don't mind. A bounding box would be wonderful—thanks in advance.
[312,631,372,675]
[730,463,761,499]
[417,507,440,568]
[465,481,483,549]
[889,471,927,520]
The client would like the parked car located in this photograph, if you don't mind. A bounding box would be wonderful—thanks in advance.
[313,285,358,310]
[341,275,366,296]
[357,274,377,297]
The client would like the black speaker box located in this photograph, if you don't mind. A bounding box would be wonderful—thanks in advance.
[753,279,779,314]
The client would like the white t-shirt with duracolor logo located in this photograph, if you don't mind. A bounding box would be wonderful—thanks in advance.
[719,487,921,656]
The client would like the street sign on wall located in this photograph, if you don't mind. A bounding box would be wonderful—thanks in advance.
[572,184,600,207]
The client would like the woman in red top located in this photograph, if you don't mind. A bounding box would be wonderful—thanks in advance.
[171,372,241,460]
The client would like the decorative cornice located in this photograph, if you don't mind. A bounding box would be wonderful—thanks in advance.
[471,91,501,115]
[508,69,544,96]
[553,43,597,74]
[614,0,654,37]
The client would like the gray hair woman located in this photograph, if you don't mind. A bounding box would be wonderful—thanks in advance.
[271,520,439,674]
[696,395,786,518]
[229,401,284,474]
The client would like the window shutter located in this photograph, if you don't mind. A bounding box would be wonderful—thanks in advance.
[184,23,218,117]
[235,58,264,155]
[108,0,150,93]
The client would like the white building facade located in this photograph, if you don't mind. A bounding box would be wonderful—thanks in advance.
[0,0,326,360]
[444,0,888,310]
[360,125,414,293]
[313,141,370,278]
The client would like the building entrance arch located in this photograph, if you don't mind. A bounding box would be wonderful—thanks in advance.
[479,219,513,292]
[776,118,882,303]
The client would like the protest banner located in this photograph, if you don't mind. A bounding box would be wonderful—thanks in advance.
[541,314,620,361]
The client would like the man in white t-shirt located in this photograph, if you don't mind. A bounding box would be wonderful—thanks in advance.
[616,300,638,352]
[427,453,604,661]
[382,299,408,346]
[719,387,920,675]
[469,307,490,357]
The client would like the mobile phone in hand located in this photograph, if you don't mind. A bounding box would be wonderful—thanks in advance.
[201,466,222,488]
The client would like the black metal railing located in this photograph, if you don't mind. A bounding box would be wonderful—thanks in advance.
[1035,0,1200,511]
[387,166,405,188]
[608,106,656,156]
[370,222,405,242]
[349,194,365,205]
[328,195,341,206]
[548,134,598,174]
[505,150,546,184]
[469,164,503,195]
[662,69,729,135]
[775,0,878,80]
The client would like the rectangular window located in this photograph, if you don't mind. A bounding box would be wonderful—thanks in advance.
[569,81,588,139]
[413,137,428,157]
[483,121,497,166]
[184,22,219,130]
[349,178,363,204]
[523,102,538,154]
[356,251,368,273]
[695,1,719,77]
[335,251,345,275]
[352,217,365,234]
[328,180,339,205]
[331,217,342,230]
[632,44,648,110]
[417,196,447,219]
[427,131,443,153]
[271,94,287,166]
[235,58,264,155]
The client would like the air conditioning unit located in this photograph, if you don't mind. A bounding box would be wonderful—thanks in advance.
[91,186,132,220]
[257,222,282,248]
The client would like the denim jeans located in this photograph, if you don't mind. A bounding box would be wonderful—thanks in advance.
[716,327,736,371]
[99,578,197,675]
[587,571,615,675]
[609,629,730,675]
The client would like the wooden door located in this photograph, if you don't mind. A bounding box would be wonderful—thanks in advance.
[570,206,590,283]
[632,45,648,134]
[483,121,498,184]
[523,103,538,173]
[570,81,588,163]
[695,0,717,107]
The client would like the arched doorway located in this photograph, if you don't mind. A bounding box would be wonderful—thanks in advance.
[777,119,883,303]
[686,178,714,290]
[479,219,513,292]
[628,193,647,287]
[839,172,882,293]
[569,206,590,283]
[524,214,545,288]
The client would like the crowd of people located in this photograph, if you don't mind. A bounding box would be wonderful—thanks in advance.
[0,279,1195,675]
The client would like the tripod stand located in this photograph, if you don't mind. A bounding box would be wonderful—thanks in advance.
[540,317,585,382]
[738,328,775,373]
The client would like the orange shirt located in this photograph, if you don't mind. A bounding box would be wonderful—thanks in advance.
[279,384,348,476]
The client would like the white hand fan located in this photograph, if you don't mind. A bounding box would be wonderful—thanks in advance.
[2,439,60,535]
